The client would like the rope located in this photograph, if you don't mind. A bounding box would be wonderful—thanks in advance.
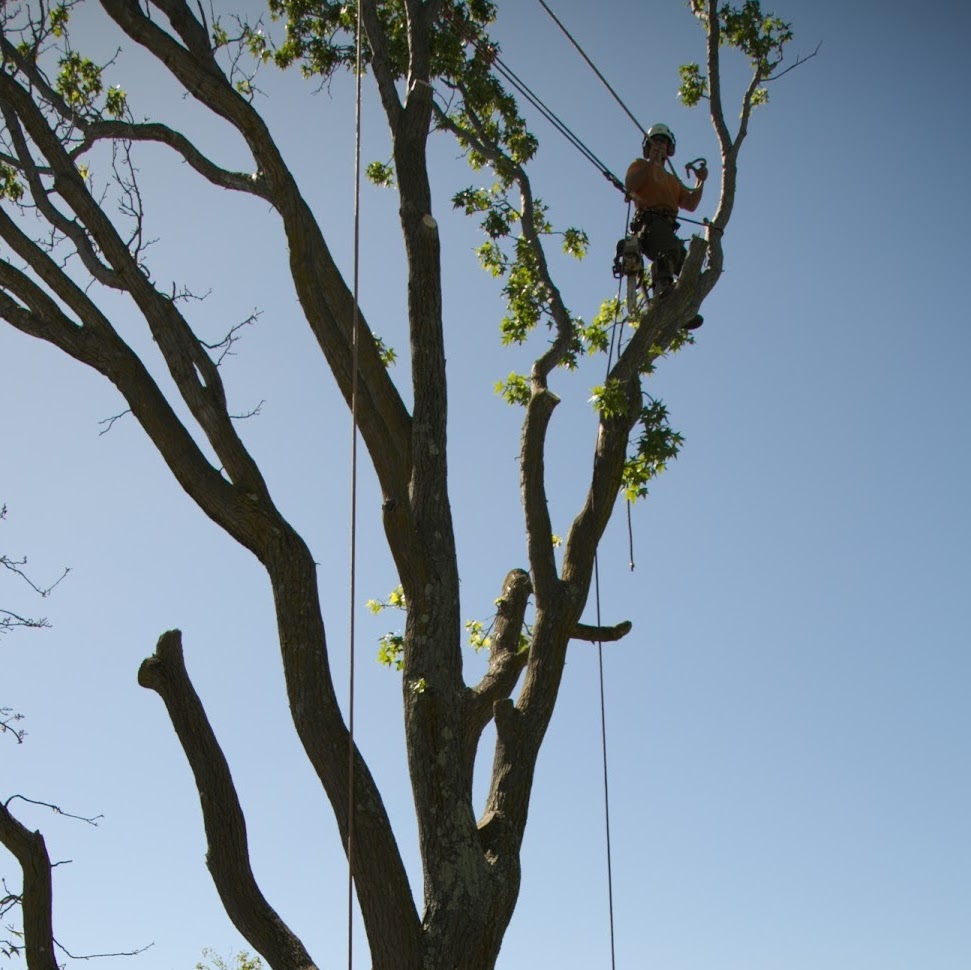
[535,0,646,135]
[442,11,626,190]
[593,556,617,970]
[346,6,364,969]
[487,53,626,192]
[587,219,630,970]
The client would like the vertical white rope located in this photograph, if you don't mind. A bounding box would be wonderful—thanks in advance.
[346,4,364,969]
[590,239,629,970]
[593,556,617,970]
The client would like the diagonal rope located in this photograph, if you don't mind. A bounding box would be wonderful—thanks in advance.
[346,5,364,970]
[535,0,646,135]
[442,12,627,190]
[488,53,626,192]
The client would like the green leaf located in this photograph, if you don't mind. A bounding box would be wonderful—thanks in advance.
[105,86,127,119]
[678,63,707,106]
[0,163,25,202]
[589,379,629,419]
[465,619,492,652]
[373,335,397,367]
[621,396,684,501]
[366,160,396,188]
[49,4,70,37]
[562,227,589,260]
[378,633,404,670]
[56,52,104,109]
[495,372,530,407]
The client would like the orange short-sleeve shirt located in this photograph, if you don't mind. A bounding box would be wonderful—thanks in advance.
[624,159,699,216]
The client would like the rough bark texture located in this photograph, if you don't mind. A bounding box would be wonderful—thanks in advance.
[0,0,778,966]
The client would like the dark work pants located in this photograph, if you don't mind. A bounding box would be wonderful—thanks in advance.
[632,211,686,284]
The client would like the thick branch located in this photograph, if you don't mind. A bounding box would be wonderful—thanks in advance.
[0,100,118,289]
[431,102,566,598]
[138,631,317,970]
[0,802,58,970]
[100,0,418,569]
[0,250,270,559]
[463,569,532,790]
[80,120,272,199]
[520,389,559,600]
[359,0,403,127]
[705,0,732,157]
[571,620,632,643]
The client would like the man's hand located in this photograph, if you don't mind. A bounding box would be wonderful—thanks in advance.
[685,158,708,183]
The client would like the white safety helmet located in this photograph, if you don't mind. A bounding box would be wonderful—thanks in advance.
[643,123,676,156]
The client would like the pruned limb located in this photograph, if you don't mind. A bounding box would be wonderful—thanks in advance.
[463,569,533,790]
[138,630,317,970]
[0,801,59,970]
[571,620,633,643]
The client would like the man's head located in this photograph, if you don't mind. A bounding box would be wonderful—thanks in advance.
[642,123,676,159]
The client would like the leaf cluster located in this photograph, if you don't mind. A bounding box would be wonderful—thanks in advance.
[265,1,500,83]
[368,586,407,669]
[55,51,127,118]
[680,0,793,107]
[621,397,684,502]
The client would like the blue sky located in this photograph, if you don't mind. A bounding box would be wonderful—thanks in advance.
[2,1,969,968]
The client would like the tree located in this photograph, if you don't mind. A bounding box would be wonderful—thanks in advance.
[1,506,76,967]
[0,1,796,967]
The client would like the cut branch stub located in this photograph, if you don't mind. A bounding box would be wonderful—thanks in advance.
[138,630,317,970]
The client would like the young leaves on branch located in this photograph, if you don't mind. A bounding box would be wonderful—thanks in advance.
[681,0,794,108]
[621,397,684,502]
[368,586,407,669]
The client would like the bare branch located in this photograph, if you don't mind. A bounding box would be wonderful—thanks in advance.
[3,795,102,827]
[199,310,261,367]
[767,41,821,82]
[0,558,70,600]
[54,939,155,961]
[97,410,132,436]
[0,800,58,970]
[80,120,272,199]
[229,400,264,421]
[0,708,26,744]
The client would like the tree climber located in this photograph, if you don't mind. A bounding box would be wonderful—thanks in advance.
[624,123,707,328]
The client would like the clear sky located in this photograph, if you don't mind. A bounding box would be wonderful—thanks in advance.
[2,1,969,969]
